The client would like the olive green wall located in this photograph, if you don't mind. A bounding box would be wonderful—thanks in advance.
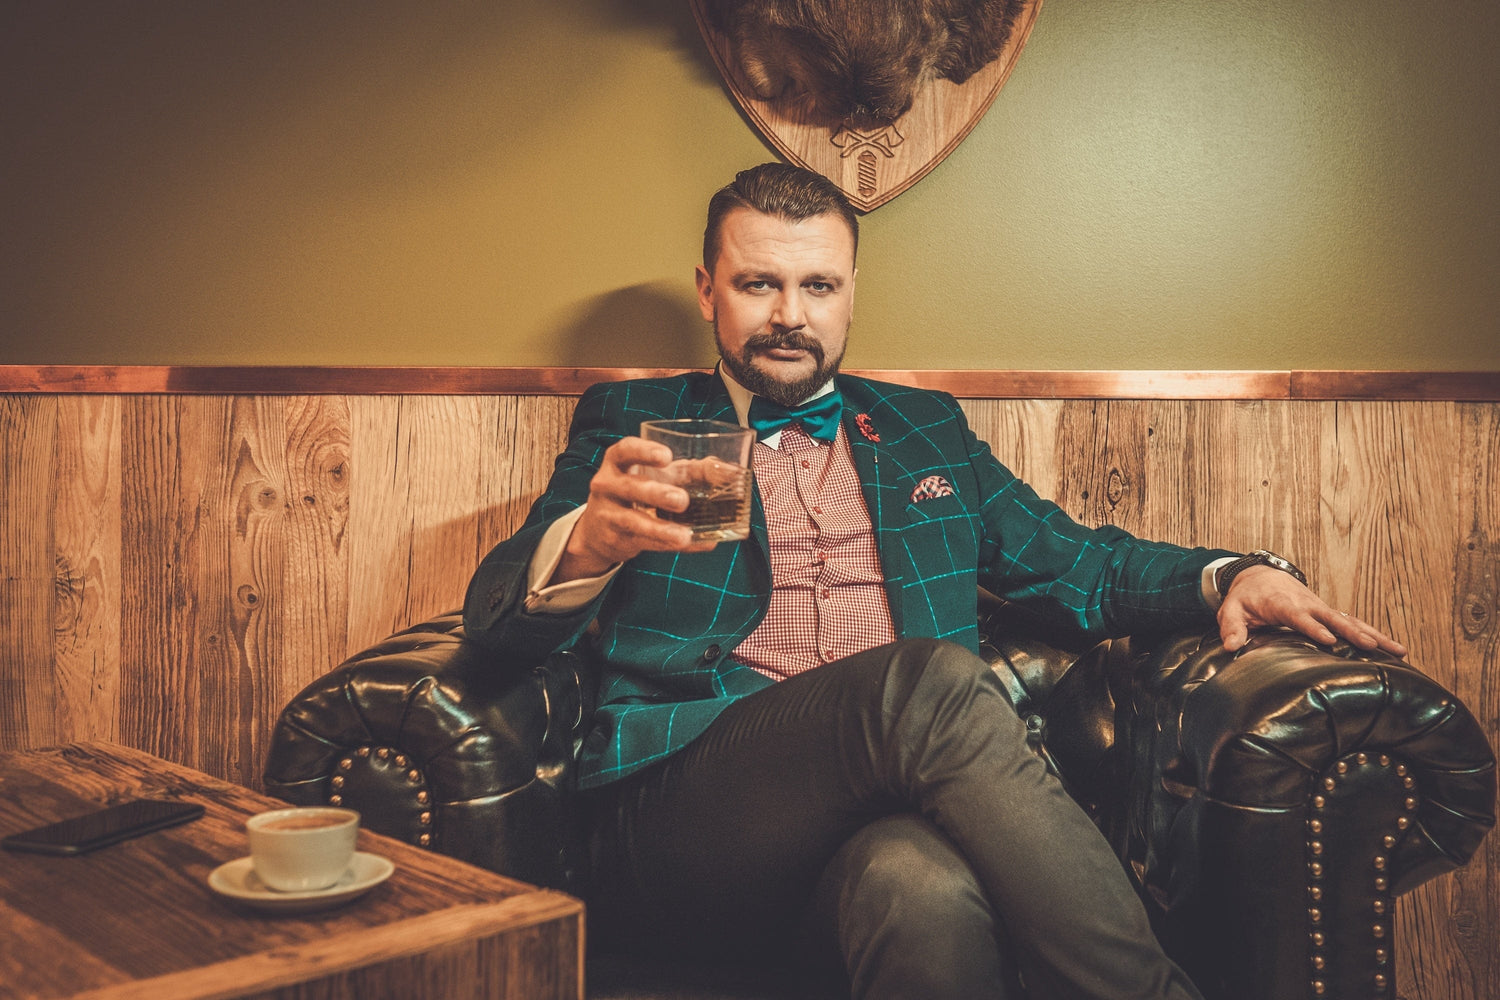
[2,1,1496,370]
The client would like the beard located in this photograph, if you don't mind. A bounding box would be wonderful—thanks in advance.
[715,324,847,407]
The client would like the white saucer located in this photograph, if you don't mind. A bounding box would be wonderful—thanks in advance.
[207,851,394,914]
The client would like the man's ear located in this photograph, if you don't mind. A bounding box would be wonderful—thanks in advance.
[694,265,715,322]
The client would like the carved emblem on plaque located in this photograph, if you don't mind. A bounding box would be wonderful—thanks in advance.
[690,0,1041,212]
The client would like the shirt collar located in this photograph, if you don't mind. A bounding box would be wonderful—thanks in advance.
[717,364,838,449]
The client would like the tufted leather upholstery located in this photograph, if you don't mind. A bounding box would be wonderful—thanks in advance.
[266,595,1494,1000]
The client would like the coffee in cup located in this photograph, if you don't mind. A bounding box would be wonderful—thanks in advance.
[246,807,358,892]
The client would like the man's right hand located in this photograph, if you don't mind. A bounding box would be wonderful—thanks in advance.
[551,437,719,585]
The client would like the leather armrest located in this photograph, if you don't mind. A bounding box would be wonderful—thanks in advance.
[264,612,588,890]
[977,588,1134,823]
[1122,630,1496,999]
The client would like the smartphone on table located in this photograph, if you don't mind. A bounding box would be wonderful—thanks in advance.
[2,798,205,856]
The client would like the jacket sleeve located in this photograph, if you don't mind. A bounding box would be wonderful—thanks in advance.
[952,395,1234,637]
[461,384,631,663]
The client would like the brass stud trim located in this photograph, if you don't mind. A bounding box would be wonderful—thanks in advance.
[1323,777,1337,791]
[406,769,421,783]
[1356,752,1368,764]
[1379,754,1391,766]
[1311,955,1325,970]
[1396,816,1410,830]
[394,754,408,768]
[417,790,430,805]
[1395,763,1408,776]
[418,833,431,847]
[1308,908,1322,923]
[1373,899,1387,915]
[1374,855,1387,870]
[1336,761,1349,774]
[1375,876,1388,891]
[1309,861,1324,878]
[357,746,371,757]
[1310,841,1323,856]
[331,775,345,789]
[328,794,342,806]
[419,811,431,825]
[1404,797,1417,811]
[1308,886,1323,901]
[1312,795,1326,809]
[338,757,353,771]
[1308,819,1323,834]
[376,747,390,760]
[1310,931,1325,947]
[1373,923,1386,939]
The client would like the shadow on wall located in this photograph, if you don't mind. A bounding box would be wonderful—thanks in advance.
[550,282,718,368]
[580,0,721,86]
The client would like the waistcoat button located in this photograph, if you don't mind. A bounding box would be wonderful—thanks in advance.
[703,644,722,661]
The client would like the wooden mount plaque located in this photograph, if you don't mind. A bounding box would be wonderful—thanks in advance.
[689,0,1042,212]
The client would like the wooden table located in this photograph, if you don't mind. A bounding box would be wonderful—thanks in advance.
[0,742,583,1000]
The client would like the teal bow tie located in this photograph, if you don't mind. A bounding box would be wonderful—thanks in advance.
[748,391,843,443]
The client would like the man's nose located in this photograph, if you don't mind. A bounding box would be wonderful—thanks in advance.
[770,290,805,330]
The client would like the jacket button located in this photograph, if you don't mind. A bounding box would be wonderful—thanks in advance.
[703,644,722,661]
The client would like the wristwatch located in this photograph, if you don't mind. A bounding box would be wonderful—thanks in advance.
[1215,549,1306,597]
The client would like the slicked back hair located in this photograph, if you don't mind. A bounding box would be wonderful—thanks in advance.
[702,162,859,273]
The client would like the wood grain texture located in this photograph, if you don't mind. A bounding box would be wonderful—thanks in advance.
[1392,401,1500,999]
[0,395,58,750]
[0,741,583,1000]
[53,396,122,746]
[0,388,1494,1000]
[276,395,354,716]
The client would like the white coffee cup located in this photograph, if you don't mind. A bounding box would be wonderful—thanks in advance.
[246,807,359,892]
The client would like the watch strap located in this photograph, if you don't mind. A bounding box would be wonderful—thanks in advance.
[1215,549,1306,597]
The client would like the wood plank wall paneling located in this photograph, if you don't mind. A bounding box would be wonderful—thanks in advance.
[54,397,122,747]
[0,396,58,750]
[1,387,1496,1000]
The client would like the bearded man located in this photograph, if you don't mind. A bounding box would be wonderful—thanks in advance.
[463,162,1401,999]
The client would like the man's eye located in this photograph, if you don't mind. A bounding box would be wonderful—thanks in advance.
[807,282,833,293]
[743,281,771,291]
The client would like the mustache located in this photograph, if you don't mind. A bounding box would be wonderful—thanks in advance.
[742,331,824,361]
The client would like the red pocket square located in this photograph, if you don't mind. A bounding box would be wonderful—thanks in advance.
[911,476,955,502]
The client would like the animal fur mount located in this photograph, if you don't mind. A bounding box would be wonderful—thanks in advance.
[690,0,1041,212]
[700,0,1030,128]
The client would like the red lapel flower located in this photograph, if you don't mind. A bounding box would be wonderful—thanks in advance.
[855,412,880,443]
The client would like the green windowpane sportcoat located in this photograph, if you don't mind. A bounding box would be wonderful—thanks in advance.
[464,372,1230,789]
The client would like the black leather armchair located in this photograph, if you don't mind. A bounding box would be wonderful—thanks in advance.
[265,594,1495,1000]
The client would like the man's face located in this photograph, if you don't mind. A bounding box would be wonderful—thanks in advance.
[696,208,856,407]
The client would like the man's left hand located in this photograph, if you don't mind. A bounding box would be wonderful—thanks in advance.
[1217,565,1408,657]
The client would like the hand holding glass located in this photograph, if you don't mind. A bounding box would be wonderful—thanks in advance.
[637,419,754,542]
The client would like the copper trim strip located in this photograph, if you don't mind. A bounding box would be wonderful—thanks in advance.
[1,366,1496,400]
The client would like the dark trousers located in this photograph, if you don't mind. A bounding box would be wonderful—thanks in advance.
[583,639,1203,1000]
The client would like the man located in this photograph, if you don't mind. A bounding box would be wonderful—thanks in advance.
[464,163,1404,999]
